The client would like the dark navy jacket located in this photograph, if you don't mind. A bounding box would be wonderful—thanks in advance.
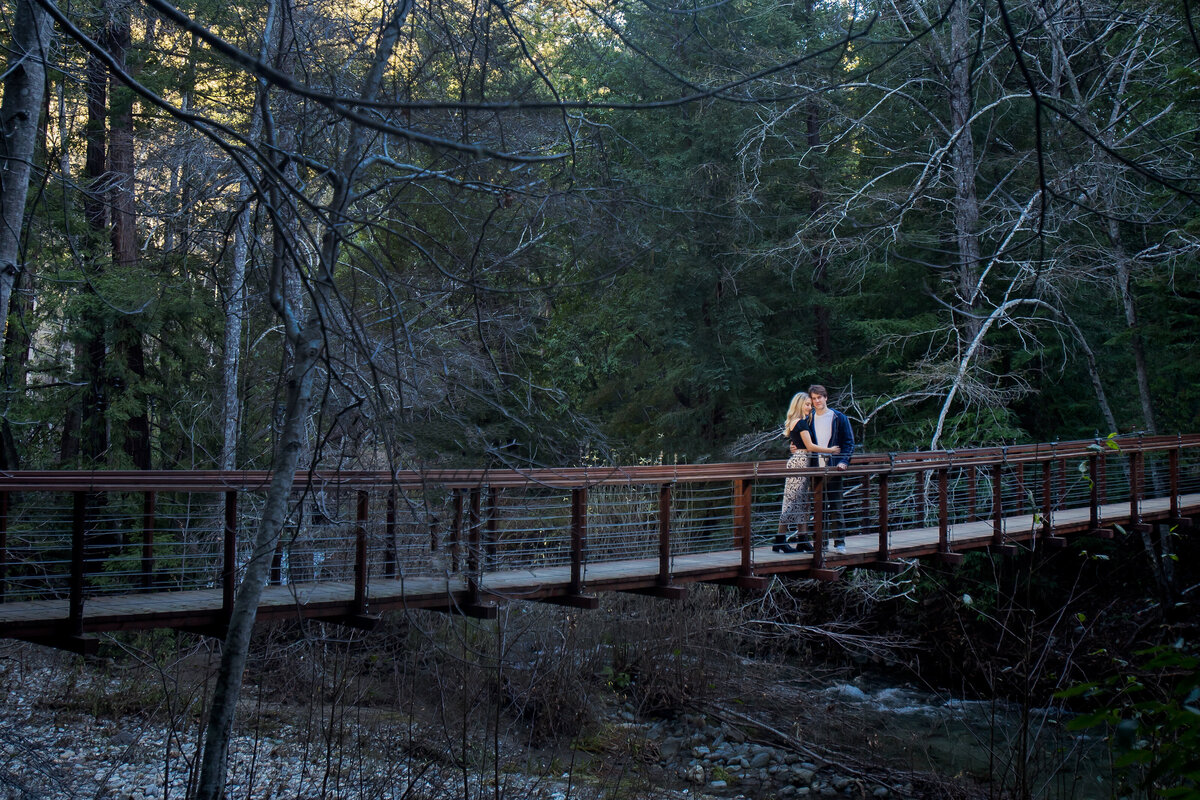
[814,408,855,468]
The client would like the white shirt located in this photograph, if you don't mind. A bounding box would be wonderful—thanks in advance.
[813,410,834,467]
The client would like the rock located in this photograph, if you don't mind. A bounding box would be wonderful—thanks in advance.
[792,768,816,784]
[110,729,137,746]
[660,738,683,758]
[693,745,712,758]
[833,777,852,791]
[684,764,706,784]
[710,780,728,789]
[873,787,890,797]
[750,750,771,769]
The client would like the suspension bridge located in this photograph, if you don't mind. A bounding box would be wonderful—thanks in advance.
[1,434,1197,653]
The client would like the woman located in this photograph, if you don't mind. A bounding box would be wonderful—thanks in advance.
[775,391,840,553]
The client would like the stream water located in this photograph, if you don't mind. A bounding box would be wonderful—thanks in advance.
[810,678,1118,798]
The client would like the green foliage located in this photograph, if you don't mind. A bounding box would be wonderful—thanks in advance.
[1058,642,1200,798]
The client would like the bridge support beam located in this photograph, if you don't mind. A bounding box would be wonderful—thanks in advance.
[431,598,499,619]
[709,575,770,591]
[540,594,600,610]
[623,585,688,601]
[937,552,965,567]
[860,560,908,573]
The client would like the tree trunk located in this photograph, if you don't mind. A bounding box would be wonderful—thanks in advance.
[195,4,415,798]
[220,3,278,472]
[74,16,112,464]
[1112,248,1156,435]
[107,3,152,469]
[948,0,982,342]
[0,0,52,380]
[807,101,833,365]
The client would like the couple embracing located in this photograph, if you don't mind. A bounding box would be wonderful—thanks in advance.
[773,385,855,554]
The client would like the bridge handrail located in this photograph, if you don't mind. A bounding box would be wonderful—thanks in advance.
[0,433,1196,492]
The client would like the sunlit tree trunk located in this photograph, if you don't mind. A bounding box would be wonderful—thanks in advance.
[0,0,52,372]
[0,0,53,469]
[220,0,280,472]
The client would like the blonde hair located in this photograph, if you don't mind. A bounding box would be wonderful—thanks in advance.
[783,392,811,437]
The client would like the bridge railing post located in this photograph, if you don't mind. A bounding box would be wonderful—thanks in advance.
[70,492,87,637]
[967,466,977,522]
[1097,447,1108,504]
[570,487,587,596]
[658,484,672,587]
[1089,454,1100,533]
[0,491,8,604]
[876,473,890,561]
[385,489,397,579]
[354,490,369,615]
[468,487,482,600]
[450,489,463,573]
[937,467,949,555]
[733,479,753,577]
[1169,445,1181,524]
[1129,450,1142,529]
[486,489,499,569]
[812,476,825,568]
[1015,462,1025,510]
[1056,456,1066,514]
[991,463,1004,547]
[1041,460,1053,541]
[859,474,870,536]
[141,491,156,591]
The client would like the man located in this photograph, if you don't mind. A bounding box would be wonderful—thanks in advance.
[808,384,855,550]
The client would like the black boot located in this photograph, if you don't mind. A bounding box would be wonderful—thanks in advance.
[773,534,797,554]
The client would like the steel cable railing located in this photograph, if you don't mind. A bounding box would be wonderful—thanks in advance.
[1,434,1198,636]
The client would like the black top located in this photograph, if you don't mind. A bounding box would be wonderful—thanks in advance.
[788,416,814,452]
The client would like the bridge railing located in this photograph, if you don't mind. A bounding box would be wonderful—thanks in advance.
[1,434,1197,625]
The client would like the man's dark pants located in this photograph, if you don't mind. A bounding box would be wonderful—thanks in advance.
[822,473,849,546]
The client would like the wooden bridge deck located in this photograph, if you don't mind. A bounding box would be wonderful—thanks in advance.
[3,491,1196,643]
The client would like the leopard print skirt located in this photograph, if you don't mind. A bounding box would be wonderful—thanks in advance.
[779,452,810,529]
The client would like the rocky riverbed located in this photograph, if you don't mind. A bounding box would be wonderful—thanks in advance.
[1,638,1112,800]
[0,694,915,800]
[1,646,933,800]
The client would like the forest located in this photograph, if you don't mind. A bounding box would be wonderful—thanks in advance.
[2,0,1198,477]
[1,0,1199,797]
